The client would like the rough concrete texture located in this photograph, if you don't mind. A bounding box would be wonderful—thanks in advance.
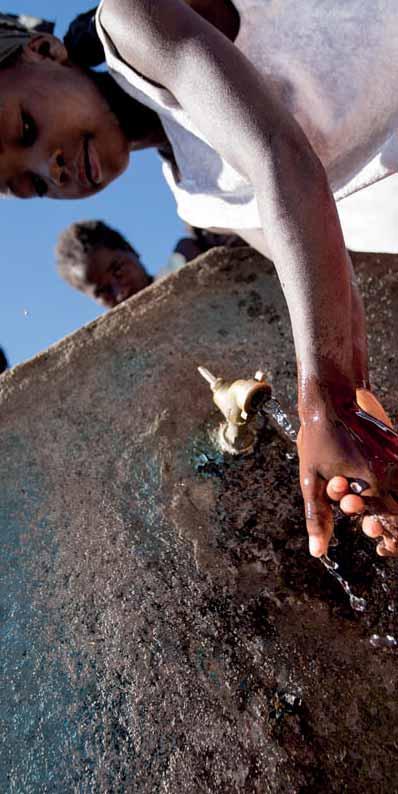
[1,247,398,793]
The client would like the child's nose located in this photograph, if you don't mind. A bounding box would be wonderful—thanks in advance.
[49,149,69,187]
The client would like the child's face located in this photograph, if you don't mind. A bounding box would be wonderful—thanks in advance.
[83,246,151,308]
[0,40,130,199]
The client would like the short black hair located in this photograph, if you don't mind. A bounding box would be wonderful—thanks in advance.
[0,347,9,375]
[56,220,140,288]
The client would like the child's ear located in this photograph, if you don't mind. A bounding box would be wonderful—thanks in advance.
[21,34,68,65]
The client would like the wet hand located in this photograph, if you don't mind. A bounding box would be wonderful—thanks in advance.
[327,476,398,557]
[297,394,398,558]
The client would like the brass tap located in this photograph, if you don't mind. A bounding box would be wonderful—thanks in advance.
[198,366,271,454]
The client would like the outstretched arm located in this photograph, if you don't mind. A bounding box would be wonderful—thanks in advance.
[101,0,353,382]
[101,0,398,555]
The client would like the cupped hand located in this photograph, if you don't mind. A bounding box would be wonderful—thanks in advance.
[297,393,398,558]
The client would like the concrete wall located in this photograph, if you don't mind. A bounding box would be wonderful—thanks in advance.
[1,248,398,792]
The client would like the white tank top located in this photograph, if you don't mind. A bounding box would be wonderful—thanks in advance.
[96,0,398,231]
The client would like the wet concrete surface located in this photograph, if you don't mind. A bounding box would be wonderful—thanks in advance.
[0,248,398,792]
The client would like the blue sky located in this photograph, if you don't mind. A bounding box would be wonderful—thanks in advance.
[1,1,184,367]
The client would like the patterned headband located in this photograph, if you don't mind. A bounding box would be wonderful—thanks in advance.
[0,12,54,67]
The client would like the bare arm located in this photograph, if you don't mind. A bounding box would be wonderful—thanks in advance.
[101,0,398,557]
[101,0,354,408]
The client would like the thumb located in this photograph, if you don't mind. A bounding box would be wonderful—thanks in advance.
[301,469,334,557]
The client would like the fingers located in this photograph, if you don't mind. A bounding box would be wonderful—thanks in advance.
[363,512,398,537]
[362,515,398,557]
[326,476,367,515]
[301,471,333,557]
[339,494,366,515]
[306,473,368,558]
[362,515,383,538]
[326,476,349,501]
[376,537,398,557]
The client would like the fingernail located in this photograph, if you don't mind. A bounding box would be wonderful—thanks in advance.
[309,537,323,557]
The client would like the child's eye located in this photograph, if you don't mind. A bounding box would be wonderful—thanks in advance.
[31,174,48,198]
[21,111,38,148]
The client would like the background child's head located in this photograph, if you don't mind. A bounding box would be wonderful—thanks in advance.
[56,220,152,309]
[0,346,9,374]
[0,13,130,200]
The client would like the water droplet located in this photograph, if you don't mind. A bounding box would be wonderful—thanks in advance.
[349,595,367,612]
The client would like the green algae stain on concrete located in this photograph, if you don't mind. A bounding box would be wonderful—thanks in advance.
[190,421,226,479]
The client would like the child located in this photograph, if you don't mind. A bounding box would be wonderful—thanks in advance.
[1,5,398,558]
[56,219,246,308]
[56,220,153,309]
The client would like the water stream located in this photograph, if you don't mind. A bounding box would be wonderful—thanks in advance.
[320,554,367,612]
[261,399,370,614]
[261,397,298,445]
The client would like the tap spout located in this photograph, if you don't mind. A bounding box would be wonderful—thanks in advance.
[198,366,271,454]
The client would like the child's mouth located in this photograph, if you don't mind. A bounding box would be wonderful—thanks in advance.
[84,136,102,186]
[78,136,102,189]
